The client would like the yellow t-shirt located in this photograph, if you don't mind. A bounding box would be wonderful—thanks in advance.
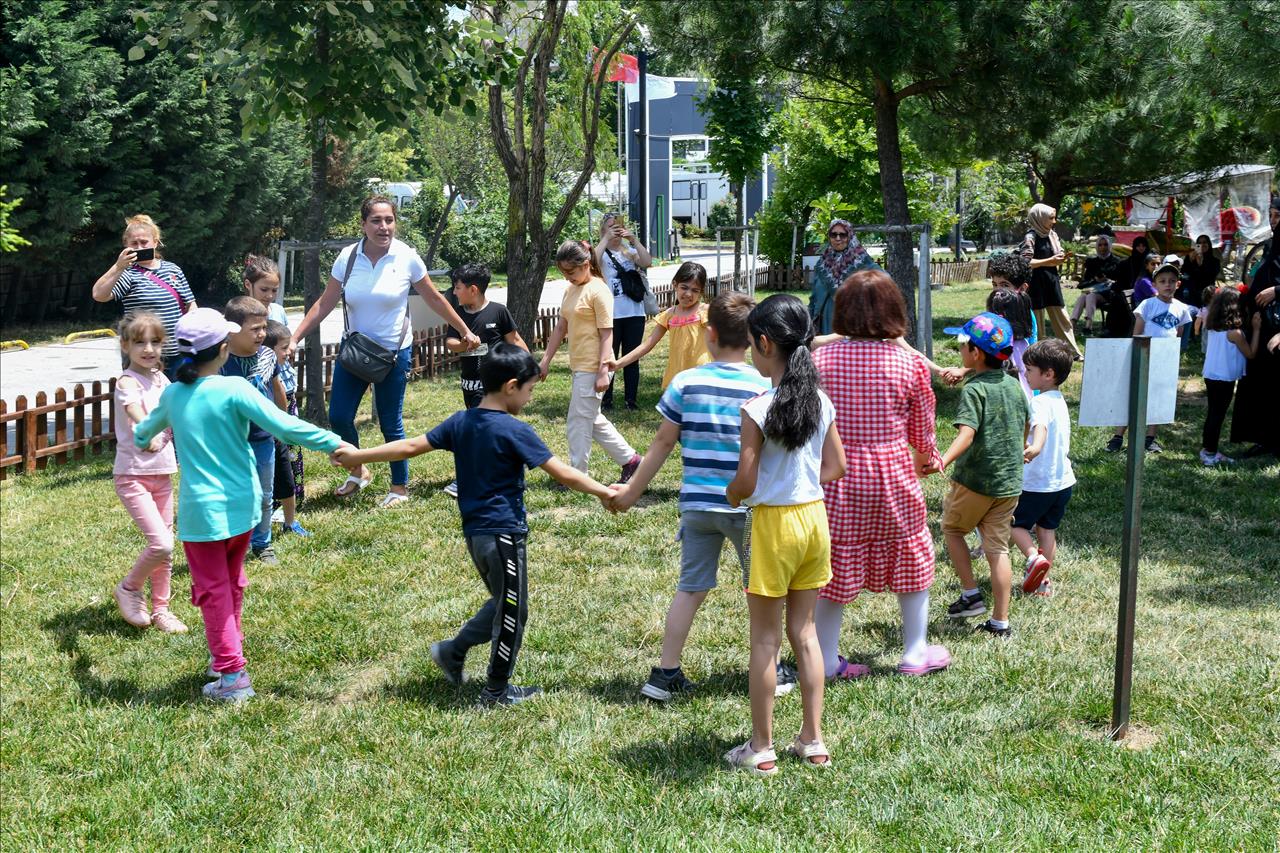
[655,304,711,388]
[562,276,614,372]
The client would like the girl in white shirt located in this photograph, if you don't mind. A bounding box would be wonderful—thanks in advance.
[1199,286,1263,466]
[725,295,846,776]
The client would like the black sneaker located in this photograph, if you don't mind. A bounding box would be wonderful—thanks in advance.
[974,619,1012,638]
[947,592,986,619]
[477,684,542,708]
[1105,435,1124,453]
[429,641,465,686]
[774,662,797,697]
[1144,437,1163,454]
[250,546,278,566]
[640,667,696,702]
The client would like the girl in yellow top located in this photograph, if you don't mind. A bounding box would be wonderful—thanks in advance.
[608,262,710,389]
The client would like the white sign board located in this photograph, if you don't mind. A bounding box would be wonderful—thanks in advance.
[1078,337,1180,427]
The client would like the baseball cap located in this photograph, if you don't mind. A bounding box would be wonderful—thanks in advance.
[1152,259,1181,279]
[1162,253,1182,266]
[942,312,1014,360]
[174,307,240,354]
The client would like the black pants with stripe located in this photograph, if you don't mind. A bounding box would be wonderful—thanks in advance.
[450,533,528,692]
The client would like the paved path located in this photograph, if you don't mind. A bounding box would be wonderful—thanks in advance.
[0,250,719,403]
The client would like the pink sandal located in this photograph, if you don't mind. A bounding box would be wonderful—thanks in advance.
[897,644,951,676]
[829,655,871,680]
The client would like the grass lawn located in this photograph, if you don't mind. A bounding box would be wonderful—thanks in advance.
[2,281,1277,849]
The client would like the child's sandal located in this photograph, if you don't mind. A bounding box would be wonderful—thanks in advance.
[786,735,832,767]
[724,740,778,776]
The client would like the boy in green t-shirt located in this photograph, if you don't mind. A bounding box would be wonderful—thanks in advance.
[935,313,1030,637]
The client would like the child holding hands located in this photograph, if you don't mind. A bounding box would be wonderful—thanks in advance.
[333,343,617,707]
[134,308,346,702]
[607,261,711,390]
[937,313,1030,637]
[724,294,846,775]
[111,313,185,633]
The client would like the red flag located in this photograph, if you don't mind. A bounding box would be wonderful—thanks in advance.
[592,48,638,83]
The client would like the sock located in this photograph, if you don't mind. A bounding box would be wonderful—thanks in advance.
[963,588,981,599]
[897,591,929,667]
[989,618,1009,630]
[814,597,844,678]
[660,666,681,676]
[221,670,244,684]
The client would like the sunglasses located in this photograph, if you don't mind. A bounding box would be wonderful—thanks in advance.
[828,231,849,239]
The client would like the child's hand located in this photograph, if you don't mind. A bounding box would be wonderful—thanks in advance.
[607,483,635,513]
[330,443,358,468]
[602,357,619,372]
[940,367,968,386]
[1253,311,1263,331]
[916,459,940,478]
[594,368,611,393]
[1023,445,1041,464]
[599,485,621,513]
[145,434,166,453]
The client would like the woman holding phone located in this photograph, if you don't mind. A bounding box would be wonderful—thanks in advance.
[93,214,197,377]
[594,212,651,410]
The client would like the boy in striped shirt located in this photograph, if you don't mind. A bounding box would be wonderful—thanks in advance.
[608,291,772,701]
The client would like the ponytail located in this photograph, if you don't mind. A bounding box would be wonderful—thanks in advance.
[174,340,225,383]
[748,294,822,450]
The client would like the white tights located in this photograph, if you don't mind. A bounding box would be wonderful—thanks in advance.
[813,590,932,673]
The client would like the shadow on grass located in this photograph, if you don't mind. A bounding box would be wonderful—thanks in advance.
[609,731,741,781]
[40,601,206,706]
[381,674,477,710]
[585,669,748,705]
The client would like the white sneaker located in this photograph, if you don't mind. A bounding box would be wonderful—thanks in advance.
[271,507,284,524]
[1212,452,1235,465]
[443,481,459,499]
[1199,449,1217,467]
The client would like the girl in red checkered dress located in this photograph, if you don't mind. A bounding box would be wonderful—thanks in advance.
[811,271,950,677]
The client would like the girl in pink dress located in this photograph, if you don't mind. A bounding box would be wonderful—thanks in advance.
[811,271,949,676]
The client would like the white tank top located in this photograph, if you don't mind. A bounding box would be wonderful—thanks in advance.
[1202,329,1246,382]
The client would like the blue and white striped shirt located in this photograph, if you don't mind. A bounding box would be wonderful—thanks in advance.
[656,361,771,513]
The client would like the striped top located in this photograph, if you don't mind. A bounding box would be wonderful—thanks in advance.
[111,262,195,358]
[656,361,771,513]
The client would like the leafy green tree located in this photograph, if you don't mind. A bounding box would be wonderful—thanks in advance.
[139,0,517,419]
[700,78,772,282]
[0,187,32,253]
[474,0,634,339]
[413,108,493,267]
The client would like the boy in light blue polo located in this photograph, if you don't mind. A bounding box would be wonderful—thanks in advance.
[607,291,772,702]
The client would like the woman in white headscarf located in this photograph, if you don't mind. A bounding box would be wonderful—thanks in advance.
[809,219,879,335]
[1019,204,1081,358]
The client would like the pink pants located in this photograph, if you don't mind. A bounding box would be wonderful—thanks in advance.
[114,474,174,610]
[184,532,251,675]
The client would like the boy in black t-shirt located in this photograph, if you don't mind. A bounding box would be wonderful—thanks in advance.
[443,263,527,497]
[331,343,615,707]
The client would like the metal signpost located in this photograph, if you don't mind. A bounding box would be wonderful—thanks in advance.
[1111,337,1150,740]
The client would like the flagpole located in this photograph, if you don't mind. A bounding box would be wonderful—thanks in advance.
[638,50,648,247]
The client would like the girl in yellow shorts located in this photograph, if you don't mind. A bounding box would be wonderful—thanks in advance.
[726,295,847,776]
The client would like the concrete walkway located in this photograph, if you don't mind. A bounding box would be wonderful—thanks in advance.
[0,250,719,403]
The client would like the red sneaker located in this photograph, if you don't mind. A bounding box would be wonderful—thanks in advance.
[1022,554,1051,594]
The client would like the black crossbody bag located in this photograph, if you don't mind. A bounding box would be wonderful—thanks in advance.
[337,239,398,384]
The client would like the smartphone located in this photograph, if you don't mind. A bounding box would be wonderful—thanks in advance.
[133,247,155,262]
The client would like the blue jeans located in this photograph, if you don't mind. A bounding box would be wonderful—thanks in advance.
[328,345,412,486]
[250,438,275,550]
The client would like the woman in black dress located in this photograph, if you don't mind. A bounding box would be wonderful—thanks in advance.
[1230,198,1280,457]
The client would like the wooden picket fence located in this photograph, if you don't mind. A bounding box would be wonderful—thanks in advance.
[0,380,118,480]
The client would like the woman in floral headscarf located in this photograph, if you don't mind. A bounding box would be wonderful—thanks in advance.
[1019,203,1081,358]
[809,219,880,334]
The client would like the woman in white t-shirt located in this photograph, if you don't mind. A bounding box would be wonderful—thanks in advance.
[291,196,479,506]
[594,213,651,410]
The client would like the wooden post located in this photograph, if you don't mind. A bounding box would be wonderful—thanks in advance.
[0,399,8,481]
[91,381,103,454]
[1111,337,1150,740]
[73,385,86,460]
[54,388,68,465]
[34,391,48,470]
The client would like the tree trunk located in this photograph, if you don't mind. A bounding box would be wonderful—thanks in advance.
[732,183,743,286]
[424,187,460,268]
[302,115,328,424]
[872,81,917,344]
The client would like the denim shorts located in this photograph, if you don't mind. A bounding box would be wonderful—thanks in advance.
[677,510,747,592]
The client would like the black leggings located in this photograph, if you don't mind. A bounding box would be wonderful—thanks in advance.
[1202,378,1235,454]
[603,315,646,408]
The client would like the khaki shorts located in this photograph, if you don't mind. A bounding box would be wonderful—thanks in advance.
[941,481,1019,555]
[743,502,832,598]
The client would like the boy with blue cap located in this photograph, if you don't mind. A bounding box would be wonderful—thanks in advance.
[934,312,1031,637]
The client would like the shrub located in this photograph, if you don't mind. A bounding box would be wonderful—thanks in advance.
[707,195,737,230]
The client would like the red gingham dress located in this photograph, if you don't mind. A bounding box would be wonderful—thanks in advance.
[813,340,941,601]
